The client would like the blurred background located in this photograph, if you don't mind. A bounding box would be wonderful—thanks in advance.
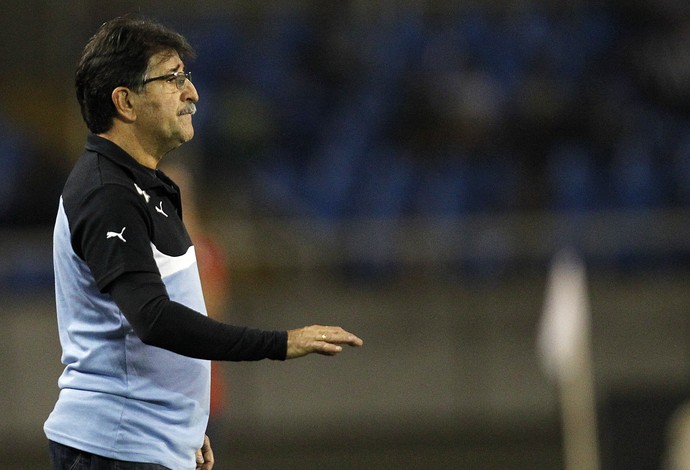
[2,0,690,468]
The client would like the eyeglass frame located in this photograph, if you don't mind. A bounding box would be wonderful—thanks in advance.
[142,71,192,90]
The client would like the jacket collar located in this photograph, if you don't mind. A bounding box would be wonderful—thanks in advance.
[85,134,176,193]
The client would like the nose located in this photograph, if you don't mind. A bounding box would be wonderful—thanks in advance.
[182,79,199,103]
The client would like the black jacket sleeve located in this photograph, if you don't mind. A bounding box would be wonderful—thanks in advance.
[107,271,287,361]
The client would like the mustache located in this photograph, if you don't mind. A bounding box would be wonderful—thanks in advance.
[178,103,197,116]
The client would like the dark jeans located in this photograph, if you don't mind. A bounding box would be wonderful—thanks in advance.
[48,441,171,470]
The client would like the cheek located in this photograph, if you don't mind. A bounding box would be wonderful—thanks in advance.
[137,101,162,124]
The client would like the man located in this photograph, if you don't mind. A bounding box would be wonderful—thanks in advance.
[44,16,363,470]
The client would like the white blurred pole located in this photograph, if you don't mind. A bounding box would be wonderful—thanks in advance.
[537,250,600,470]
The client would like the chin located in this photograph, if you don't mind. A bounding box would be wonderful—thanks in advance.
[178,128,195,144]
[184,125,195,141]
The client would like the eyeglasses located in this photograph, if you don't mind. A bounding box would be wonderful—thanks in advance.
[142,71,192,90]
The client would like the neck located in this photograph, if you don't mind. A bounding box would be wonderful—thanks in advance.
[98,126,165,170]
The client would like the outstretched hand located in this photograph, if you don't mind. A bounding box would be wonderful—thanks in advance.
[286,325,363,359]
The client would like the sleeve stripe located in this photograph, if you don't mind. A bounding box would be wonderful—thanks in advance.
[151,244,196,278]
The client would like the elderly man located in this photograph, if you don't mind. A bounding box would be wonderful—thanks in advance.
[44,16,362,470]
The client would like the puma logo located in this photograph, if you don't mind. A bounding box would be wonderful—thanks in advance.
[134,183,150,203]
[106,227,127,243]
[155,201,168,217]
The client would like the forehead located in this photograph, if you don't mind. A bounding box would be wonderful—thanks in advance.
[147,49,184,74]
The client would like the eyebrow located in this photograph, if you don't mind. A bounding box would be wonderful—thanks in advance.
[148,52,184,74]
[158,64,182,75]
[145,65,183,81]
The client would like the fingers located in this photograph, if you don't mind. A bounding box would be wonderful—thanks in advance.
[196,435,214,469]
[195,449,203,469]
[286,325,363,359]
[315,326,364,348]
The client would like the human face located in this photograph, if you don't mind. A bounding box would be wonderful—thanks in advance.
[136,50,199,155]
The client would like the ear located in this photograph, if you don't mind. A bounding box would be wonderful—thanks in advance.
[111,87,137,123]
